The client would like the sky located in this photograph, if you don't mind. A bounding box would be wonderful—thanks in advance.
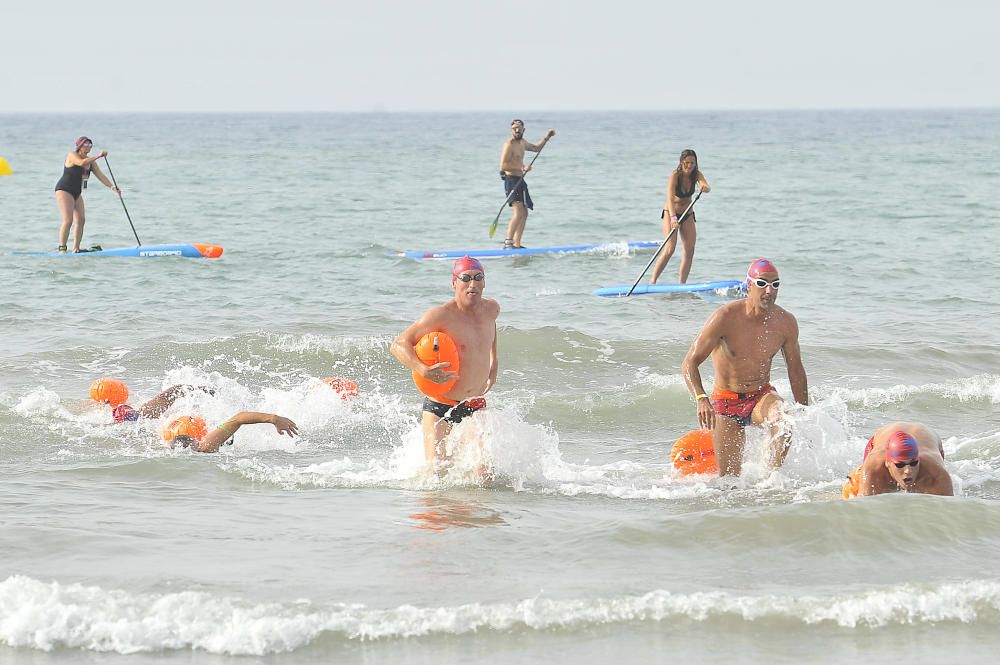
[3,0,998,112]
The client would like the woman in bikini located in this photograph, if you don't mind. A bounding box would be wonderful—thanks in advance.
[54,136,118,253]
[650,149,710,284]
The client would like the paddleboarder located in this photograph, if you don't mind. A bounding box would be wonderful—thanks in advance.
[650,149,710,284]
[54,137,119,253]
[499,119,555,250]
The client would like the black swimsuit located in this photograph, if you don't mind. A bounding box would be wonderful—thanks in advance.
[55,164,89,200]
[674,176,696,198]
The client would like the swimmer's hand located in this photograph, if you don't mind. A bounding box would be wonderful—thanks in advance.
[700,185,711,193]
[522,163,532,174]
[270,415,298,437]
[421,361,460,384]
[545,129,555,139]
[99,150,108,158]
[696,397,715,431]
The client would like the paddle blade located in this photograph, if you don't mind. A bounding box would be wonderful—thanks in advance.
[0,157,12,176]
[488,217,498,238]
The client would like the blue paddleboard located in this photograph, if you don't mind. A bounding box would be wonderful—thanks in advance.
[13,243,224,259]
[593,280,745,297]
[393,240,660,260]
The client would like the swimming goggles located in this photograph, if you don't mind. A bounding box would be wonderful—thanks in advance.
[456,272,485,282]
[893,459,919,468]
[750,278,780,289]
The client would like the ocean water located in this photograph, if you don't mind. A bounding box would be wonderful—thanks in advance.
[1,111,999,663]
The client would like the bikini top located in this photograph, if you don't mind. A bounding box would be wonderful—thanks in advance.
[674,176,696,198]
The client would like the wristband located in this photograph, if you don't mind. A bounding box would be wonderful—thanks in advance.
[671,215,678,221]
[695,393,709,401]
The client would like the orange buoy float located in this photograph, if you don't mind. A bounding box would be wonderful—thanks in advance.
[842,467,862,499]
[90,377,129,406]
[163,415,209,444]
[412,331,460,400]
[323,377,359,399]
[671,429,718,476]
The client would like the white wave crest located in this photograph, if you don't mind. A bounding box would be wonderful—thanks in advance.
[3,576,1000,655]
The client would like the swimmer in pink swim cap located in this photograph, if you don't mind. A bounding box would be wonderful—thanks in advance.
[854,422,953,496]
[391,256,500,465]
[681,259,810,476]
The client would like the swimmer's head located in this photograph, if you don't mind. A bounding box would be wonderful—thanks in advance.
[76,136,93,151]
[746,259,780,303]
[163,415,208,448]
[511,119,524,137]
[452,255,485,284]
[112,404,138,423]
[885,430,921,488]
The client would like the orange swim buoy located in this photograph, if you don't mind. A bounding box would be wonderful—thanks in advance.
[323,377,359,399]
[163,415,209,443]
[90,377,129,406]
[671,429,718,476]
[842,467,862,499]
[412,332,460,400]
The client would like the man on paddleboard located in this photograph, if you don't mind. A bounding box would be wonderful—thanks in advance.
[845,422,953,497]
[681,259,809,476]
[391,256,499,464]
[499,119,555,250]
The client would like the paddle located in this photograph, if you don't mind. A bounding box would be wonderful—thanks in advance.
[102,157,142,246]
[623,190,702,297]
[0,156,12,176]
[489,140,551,239]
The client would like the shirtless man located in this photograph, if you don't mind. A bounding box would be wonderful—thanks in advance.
[391,256,500,462]
[853,422,953,496]
[681,259,809,476]
[499,119,555,249]
[168,412,299,454]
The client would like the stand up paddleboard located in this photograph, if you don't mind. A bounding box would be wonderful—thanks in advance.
[592,280,745,297]
[13,244,224,259]
[393,240,659,260]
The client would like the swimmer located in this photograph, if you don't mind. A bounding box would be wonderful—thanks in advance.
[681,259,809,476]
[391,256,499,462]
[166,412,299,454]
[109,384,215,423]
[852,422,953,496]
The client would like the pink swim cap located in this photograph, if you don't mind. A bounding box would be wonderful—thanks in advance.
[452,256,484,281]
[113,404,138,423]
[886,431,919,462]
[76,136,93,149]
[747,259,779,279]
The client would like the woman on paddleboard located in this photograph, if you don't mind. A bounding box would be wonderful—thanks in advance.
[54,136,118,253]
[650,149,710,284]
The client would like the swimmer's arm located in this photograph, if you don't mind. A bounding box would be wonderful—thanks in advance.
[138,384,215,419]
[857,458,885,496]
[682,313,724,430]
[390,310,458,382]
[929,467,955,497]
[194,412,299,454]
[485,321,499,393]
[781,317,809,406]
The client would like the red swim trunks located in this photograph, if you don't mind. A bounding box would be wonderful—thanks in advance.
[710,384,775,427]
[863,435,876,461]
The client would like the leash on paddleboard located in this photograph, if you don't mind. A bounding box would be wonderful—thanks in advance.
[102,157,142,246]
[489,136,553,238]
[624,190,702,297]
